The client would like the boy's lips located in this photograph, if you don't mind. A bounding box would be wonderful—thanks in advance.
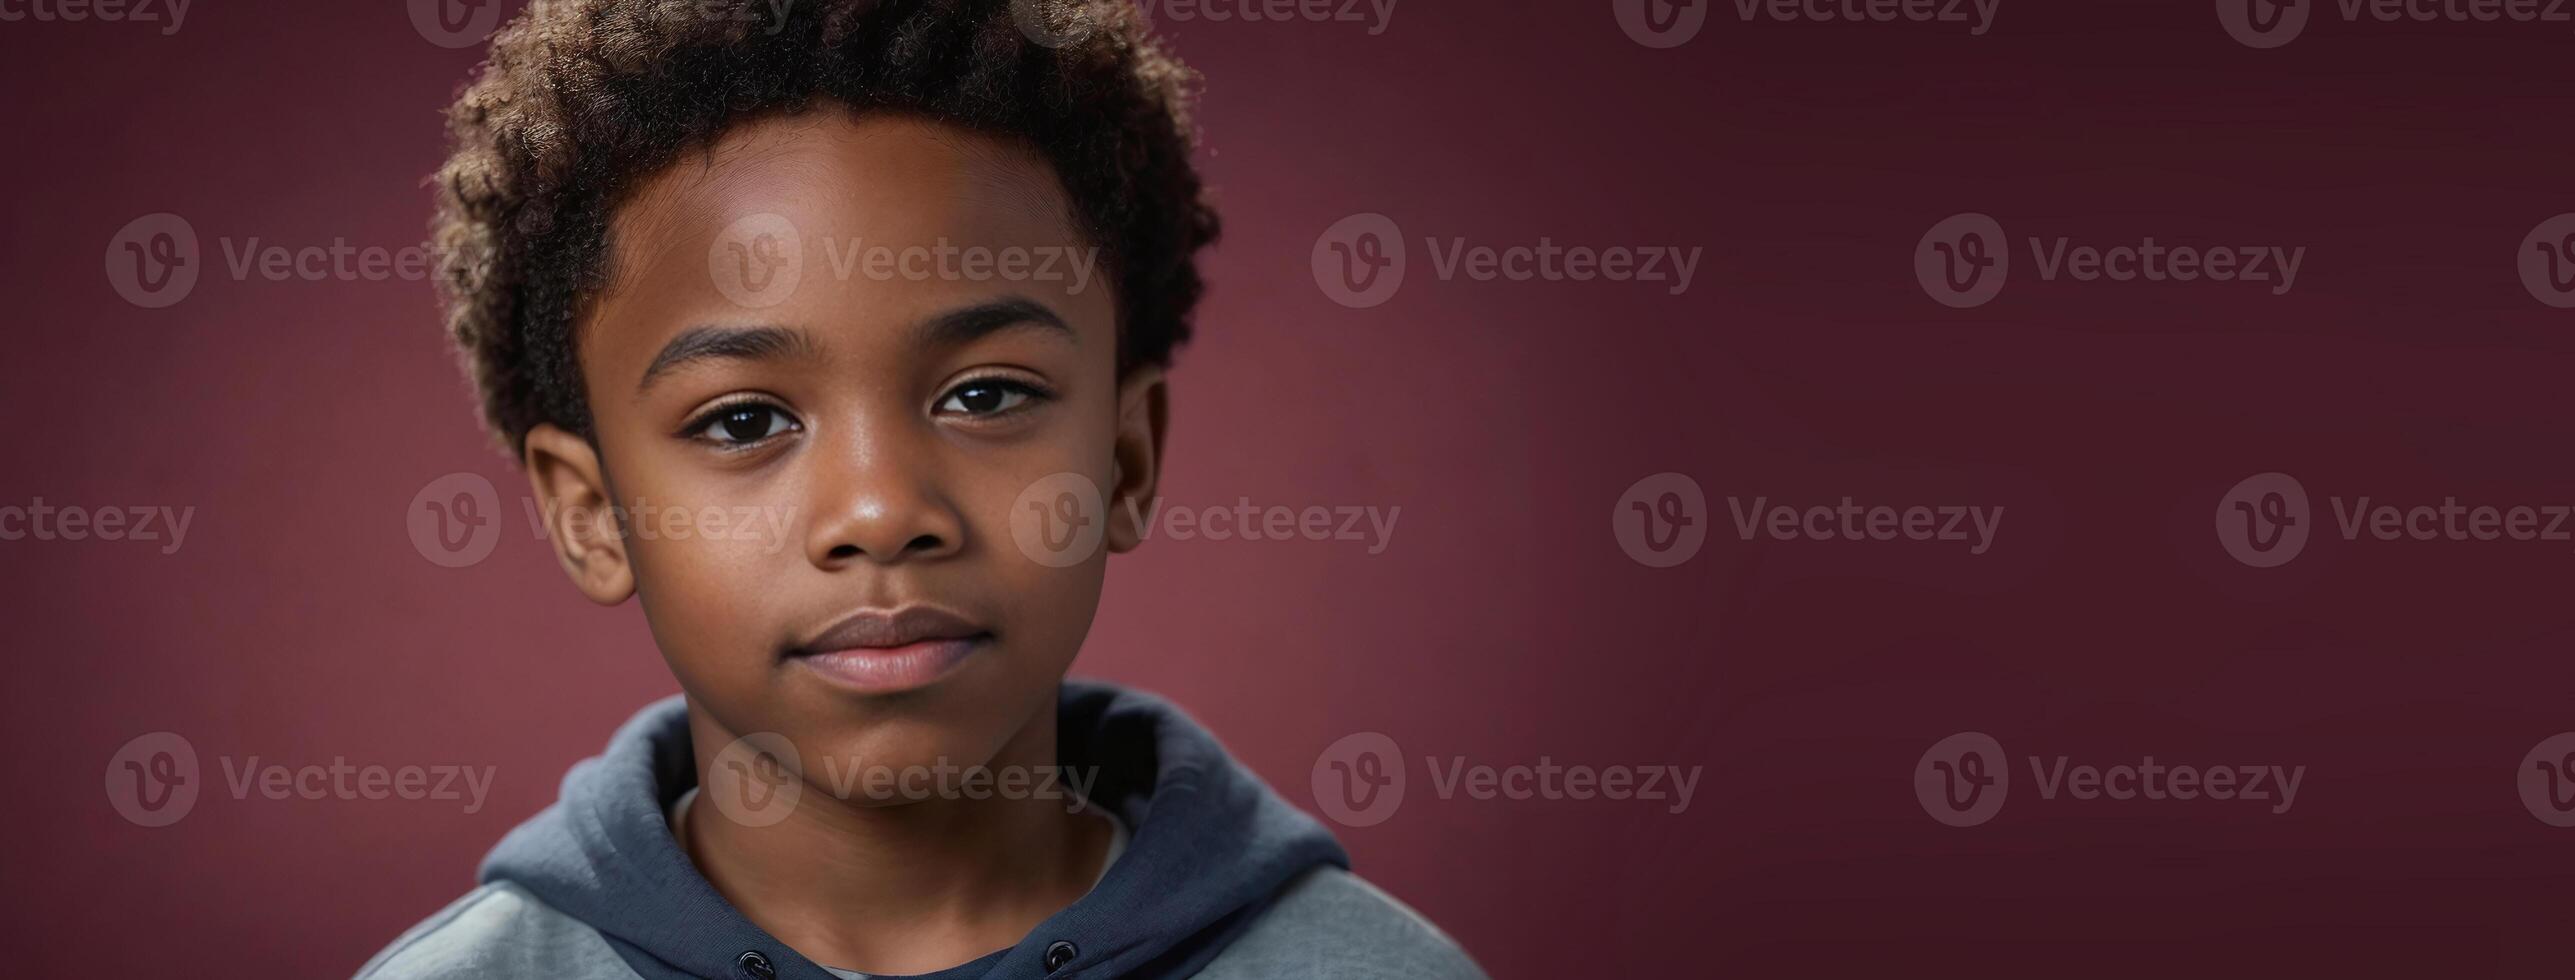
[787,605,989,694]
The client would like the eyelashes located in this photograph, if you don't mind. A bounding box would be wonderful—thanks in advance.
[933,375,1054,419]
[682,397,801,449]
[675,374,1056,451]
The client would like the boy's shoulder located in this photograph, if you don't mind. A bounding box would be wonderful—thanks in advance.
[354,881,627,980]
[356,868,1482,980]
[1198,866,1487,980]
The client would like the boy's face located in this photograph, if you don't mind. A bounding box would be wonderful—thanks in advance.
[520,111,1162,796]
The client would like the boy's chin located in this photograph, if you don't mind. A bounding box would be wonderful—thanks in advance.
[775,698,1051,799]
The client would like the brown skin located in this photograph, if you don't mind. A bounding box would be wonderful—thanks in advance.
[520,109,1166,974]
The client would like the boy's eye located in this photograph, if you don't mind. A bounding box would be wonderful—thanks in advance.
[935,379,1042,418]
[690,403,800,446]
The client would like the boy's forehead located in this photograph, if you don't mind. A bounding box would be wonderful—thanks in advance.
[603,110,1083,286]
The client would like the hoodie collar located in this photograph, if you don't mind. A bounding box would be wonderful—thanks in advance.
[479,680,1348,980]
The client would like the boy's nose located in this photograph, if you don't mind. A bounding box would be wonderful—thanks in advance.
[801,438,966,567]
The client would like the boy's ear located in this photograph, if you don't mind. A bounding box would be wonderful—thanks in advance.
[522,424,635,604]
[1104,367,1167,554]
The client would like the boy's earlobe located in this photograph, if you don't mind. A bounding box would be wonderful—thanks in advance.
[522,424,636,604]
[1104,368,1167,554]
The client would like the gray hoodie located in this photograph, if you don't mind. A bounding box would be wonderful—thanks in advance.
[357,681,1482,980]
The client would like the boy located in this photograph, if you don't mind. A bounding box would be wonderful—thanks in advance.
[359,1,1484,978]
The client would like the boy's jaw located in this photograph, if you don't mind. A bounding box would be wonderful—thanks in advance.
[784,603,995,695]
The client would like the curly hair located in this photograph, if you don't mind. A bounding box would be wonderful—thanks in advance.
[431,0,1214,453]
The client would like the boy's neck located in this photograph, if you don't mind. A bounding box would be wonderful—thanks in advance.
[678,699,1113,976]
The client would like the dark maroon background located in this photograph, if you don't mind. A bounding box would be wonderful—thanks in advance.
[5,0,2573,976]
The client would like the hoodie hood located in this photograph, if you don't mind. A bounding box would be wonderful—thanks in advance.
[478,680,1349,980]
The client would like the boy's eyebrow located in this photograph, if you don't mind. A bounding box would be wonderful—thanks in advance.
[918,296,1075,349]
[637,324,816,392]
